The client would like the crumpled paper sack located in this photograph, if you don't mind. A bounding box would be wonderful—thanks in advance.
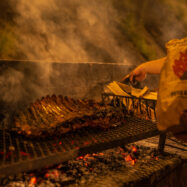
[157,37,187,133]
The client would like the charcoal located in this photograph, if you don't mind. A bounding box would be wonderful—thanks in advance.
[3,142,182,187]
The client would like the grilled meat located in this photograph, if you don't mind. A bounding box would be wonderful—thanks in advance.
[13,95,124,138]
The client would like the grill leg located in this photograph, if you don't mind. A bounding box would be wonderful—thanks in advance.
[158,132,166,154]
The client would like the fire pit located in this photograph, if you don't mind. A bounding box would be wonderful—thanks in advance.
[0,61,186,186]
[0,116,159,178]
[1,140,186,187]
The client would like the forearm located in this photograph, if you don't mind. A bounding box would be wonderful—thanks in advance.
[140,57,166,74]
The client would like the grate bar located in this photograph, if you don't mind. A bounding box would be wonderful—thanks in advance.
[0,117,159,178]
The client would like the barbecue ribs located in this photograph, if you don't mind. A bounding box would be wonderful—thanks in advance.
[13,95,124,137]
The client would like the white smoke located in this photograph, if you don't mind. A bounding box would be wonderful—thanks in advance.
[12,0,136,63]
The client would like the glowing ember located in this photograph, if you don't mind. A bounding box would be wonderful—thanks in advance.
[98,153,104,156]
[125,154,132,162]
[84,154,90,158]
[84,163,88,167]
[53,170,59,178]
[29,177,37,185]
[3,144,167,186]
[87,156,95,160]
[131,159,136,166]
[77,156,84,160]
[44,173,49,178]
[132,146,137,152]
[92,153,98,156]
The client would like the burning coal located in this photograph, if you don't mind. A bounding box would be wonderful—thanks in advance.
[2,144,164,186]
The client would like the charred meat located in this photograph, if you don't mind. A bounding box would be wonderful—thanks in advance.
[13,95,125,137]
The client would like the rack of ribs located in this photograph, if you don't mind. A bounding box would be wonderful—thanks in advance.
[13,95,125,138]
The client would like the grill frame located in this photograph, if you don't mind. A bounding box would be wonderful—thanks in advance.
[0,116,159,178]
[101,93,167,153]
[101,93,157,120]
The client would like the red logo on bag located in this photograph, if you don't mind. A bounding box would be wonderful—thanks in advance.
[172,50,187,80]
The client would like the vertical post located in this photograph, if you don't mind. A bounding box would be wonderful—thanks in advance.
[153,100,157,121]
[158,132,166,154]
[101,93,105,104]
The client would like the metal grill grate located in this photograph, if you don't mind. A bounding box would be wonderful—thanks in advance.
[102,93,157,120]
[0,117,158,178]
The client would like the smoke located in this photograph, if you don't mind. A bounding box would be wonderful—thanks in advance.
[0,0,186,128]
[1,0,136,125]
[0,67,24,103]
[0,61,50,107]
[1,0,187,62]
[11,0,136,63]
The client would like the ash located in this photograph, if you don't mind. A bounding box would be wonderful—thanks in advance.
[2,144,178,187]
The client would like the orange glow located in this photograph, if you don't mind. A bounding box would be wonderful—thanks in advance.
[125,154,132,162]
[92,153,98,156]
[53,170,59,178]
[121,153,126,156]
[132,146,137,152]
[85,154,90,158]
[84,163,88,167]
[131,159,136,166]
[29,177,37,185]
[155,157,159,160]
[98,153,104,156]
[77,156,84,160]
[45,173,49,178]
[87,156,95,160]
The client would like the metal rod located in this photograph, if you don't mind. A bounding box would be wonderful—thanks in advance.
[158,132,166,154]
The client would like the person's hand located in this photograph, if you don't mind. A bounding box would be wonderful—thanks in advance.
[121,64,147,83]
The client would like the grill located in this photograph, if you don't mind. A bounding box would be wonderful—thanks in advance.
[0,116,158,178]
[101,93,157,120]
